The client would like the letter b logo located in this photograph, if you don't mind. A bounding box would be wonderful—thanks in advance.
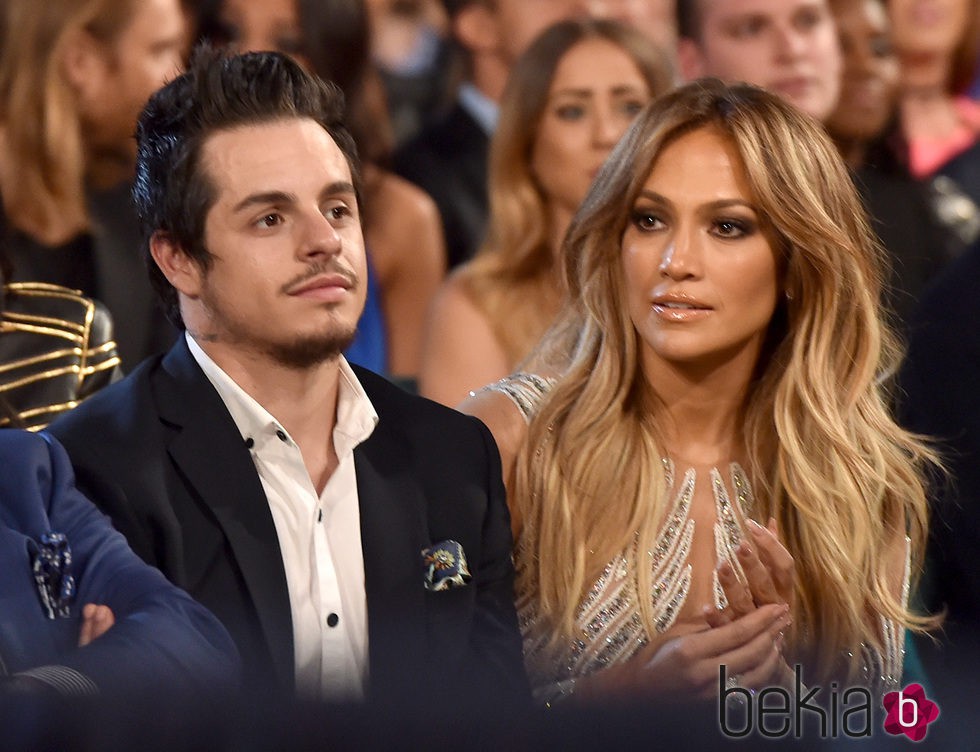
[897,692,918,728]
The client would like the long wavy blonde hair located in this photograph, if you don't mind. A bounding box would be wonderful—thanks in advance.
[0,0,137,236]
[516,79,937,684]
[458,18,672,366]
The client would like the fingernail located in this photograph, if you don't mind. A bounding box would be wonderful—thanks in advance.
[747,518,764,533]
[737,542,752,558]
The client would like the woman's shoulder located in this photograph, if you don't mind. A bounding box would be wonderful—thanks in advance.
[368,168,441,227]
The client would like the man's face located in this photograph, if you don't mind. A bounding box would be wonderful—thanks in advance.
[80,0,186,164]
[489,0,588,63]
[587,0,678,54]
[679,0,842,122]
[178,119,368,369]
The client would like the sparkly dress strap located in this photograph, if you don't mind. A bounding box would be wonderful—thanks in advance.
[475,372,557,423]
[879,536,911,692]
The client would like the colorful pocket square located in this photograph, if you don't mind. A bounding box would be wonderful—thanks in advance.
[422,539,471,591]
[31,532,75,619]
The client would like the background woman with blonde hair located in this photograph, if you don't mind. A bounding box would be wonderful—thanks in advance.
[420,18,672,406]
[463,79,936,704]
[0,0,185,366]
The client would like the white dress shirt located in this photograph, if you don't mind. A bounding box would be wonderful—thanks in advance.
[187,334,378,701]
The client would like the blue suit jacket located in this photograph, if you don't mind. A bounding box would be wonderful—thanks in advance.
[0,430,239,699]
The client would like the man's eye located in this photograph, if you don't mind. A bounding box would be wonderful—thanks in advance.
[328,205,352,220]
[257,213,282,228]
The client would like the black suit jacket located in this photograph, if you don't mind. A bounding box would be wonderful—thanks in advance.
[47,338,527,705]
[897,237,980,748]
[393,101,489,269]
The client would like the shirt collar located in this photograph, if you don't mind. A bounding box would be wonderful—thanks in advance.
[186,332,378,458]
[458,82,499,136]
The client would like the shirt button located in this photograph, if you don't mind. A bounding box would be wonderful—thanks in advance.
[326,613,339,628]
[276,429,288,442]
[244,437,254,449]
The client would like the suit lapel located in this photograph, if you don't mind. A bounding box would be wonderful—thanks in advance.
[354,410,429,699]
[154,339,294,689]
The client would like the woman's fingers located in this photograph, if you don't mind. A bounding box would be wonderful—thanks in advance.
[718,559,755,617]
[747,517,796,606]
[735,538,781,606]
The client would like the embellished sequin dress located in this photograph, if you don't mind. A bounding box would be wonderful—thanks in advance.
[482,373,908,705]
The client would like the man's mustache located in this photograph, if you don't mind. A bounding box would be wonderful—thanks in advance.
[280,261,359,295]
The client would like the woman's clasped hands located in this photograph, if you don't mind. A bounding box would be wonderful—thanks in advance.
[577,517,795,701]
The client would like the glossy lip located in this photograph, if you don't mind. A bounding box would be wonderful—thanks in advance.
[287,273,353,302]
[651,292,713,322]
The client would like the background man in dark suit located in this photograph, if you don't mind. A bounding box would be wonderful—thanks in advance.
[897,237,980,750]
[393,0,587,268]
[49,48,526,707]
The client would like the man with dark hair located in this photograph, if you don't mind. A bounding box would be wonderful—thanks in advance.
[48,48,527,707]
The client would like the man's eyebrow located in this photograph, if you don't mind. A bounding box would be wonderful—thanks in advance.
[232,191,295,214]
[231,181,356,214]
[321,181,356,200]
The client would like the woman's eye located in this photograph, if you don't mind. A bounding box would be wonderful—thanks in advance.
[712,219,752,238]
[620,99,647,117]
[555,104,586,121]
[630,210,664,231]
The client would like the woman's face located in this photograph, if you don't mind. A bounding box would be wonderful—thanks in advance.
[888,0,972,60]
[826,0,900,142]
[530,37,652,220]
[621,127,780,378]
[216,0,308,64]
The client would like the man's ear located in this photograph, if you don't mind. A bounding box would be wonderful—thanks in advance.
[150,231,203,298]
[454,2,501,55]
[677,37,708,82]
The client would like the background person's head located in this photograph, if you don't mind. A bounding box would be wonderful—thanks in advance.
[489,18,673,248]
[676,0,842,122]
[585,0,679,60]
[201,0,392,167]
[133,48,362,333]
[887,0,980,95]
[461,17,671,369]
[441,0,589,101]
[0,0,185,233]
[825,0,901,166]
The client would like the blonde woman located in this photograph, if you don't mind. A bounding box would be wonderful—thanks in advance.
[463,79,936,705]
[0,0,184,366]
[420,19,672,406]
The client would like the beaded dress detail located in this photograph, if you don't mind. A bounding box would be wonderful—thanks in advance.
[482,373,908,705]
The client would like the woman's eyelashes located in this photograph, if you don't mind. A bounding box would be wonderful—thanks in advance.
[711,217,756,239]
[628,207,757,238]
[630,207,666,232]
